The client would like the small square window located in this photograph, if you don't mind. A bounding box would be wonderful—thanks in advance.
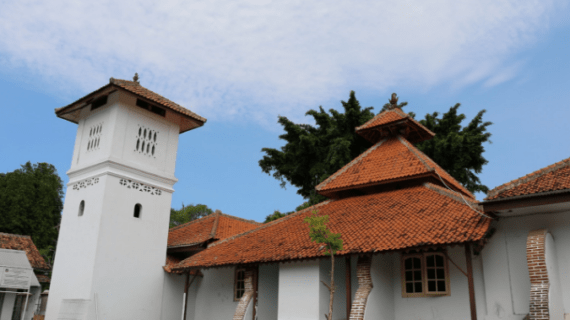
[234,268,245,301]
[401,252,450,297]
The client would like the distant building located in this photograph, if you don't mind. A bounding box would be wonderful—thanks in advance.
[0,233,51,320]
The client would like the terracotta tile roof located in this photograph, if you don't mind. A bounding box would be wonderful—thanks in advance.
[486,156,570,201]
[355,108,435,144]
[108,78,206,123]
[167,212,261,248]
[0,233,50,270]
[316,135,474,199]
[55,78,206,133]
[356,108,408,130]
[35,274,50,283]
[172,183,490,270]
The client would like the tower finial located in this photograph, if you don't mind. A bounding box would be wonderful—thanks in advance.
[133,73,140,84]
[388,93,398,109]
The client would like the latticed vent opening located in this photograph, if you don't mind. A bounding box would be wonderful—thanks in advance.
[87,123,103,152]
[135,125,158,157]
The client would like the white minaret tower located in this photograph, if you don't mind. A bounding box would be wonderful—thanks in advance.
[45,76,206,320]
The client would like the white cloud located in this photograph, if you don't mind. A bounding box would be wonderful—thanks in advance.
[0,0,556,125]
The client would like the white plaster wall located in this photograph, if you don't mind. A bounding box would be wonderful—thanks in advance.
[257,264,279,320]
[365,253,394,320]
[546,233,564,320]
[278,260,320,320]
[1,291,16,320]
[193,267,240,320]
[481,210,570,319]
[393,246,472,320]
[159,273,189,320]
[88,174,172,320]
[319,257,347,320]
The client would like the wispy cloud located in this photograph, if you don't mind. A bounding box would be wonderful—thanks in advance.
[0,0,555,125]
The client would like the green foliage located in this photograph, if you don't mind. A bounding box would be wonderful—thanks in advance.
[169,203,213,228]
[263,202,313,223]
[260,91,493,200]
[259,91,375,201]
[0,162,64,265]
[303,210,343,256]
[264,210,288,223]
[408,104,492,193]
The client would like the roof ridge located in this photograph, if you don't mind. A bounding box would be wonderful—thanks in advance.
[219,213,262,225]
[0,232,32,239]
[316,138,388,191]
[169,212,217,231]
[423,182,480,208]
[397,135,434,172]
[205,200,332,250]
[398,136,474,199]
[210,210,221,238]
[486,156,570,199]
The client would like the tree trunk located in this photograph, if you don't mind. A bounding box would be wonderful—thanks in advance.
[328,244,335,320]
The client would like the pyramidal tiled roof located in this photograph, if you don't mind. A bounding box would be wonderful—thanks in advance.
[172,183,489,270]
[486,156,570,201]
[167,211,261,248]
[316,135,475,199]
[55,78,206,133]
[356,108,435,144]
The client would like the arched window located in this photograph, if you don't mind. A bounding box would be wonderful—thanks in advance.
[78,200,85,216]
[134,204,142,218]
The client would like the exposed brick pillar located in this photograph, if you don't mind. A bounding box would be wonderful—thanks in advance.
[233,270,254,320]
[349,256,373,320]
[527,229,549,320]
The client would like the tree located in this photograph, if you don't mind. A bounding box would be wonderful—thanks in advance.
[169,203,213,228]
[259,91,375,204]
[263,202,312,223]
[407,104,492,193]
[304,210,343,320]
[259,92,492,201]
[0,162,64,264]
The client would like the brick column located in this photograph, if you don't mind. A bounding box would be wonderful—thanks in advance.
[349,256,373,320]
[527,229,549,320]
[233,270,254,320]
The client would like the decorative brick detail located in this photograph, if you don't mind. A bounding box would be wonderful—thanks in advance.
[349,256,373,320]
[527,229,550,320]
[233,270,254,320]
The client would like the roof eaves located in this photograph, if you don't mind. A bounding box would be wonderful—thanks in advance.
[316,138,388,191]
[484,187,570,204]
[486,157,570,200]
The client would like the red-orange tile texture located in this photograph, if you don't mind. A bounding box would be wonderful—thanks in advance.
[486,157,570,200]
[109,78,206,123]
[173,183,490,270]
[356,109,407,130]
[167,213,260,248]
[0,233,50,270]
[317,136,474,199]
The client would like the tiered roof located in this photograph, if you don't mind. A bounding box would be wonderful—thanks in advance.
[0,233,50,270]
[168,97,490,271]
[486,156,570,201]
[355,107,434,144]
[173,183,489,270]
[316,135,474,199]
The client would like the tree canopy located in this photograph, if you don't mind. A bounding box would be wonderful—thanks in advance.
[169,203,214,228]
[0,162,64,264]
[259,91,493,214]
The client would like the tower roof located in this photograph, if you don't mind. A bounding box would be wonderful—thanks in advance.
[356,107,434,144]
[316,135,474,199]
[55,77,206,133]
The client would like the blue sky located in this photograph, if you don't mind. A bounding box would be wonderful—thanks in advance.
[0,0,569,223]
